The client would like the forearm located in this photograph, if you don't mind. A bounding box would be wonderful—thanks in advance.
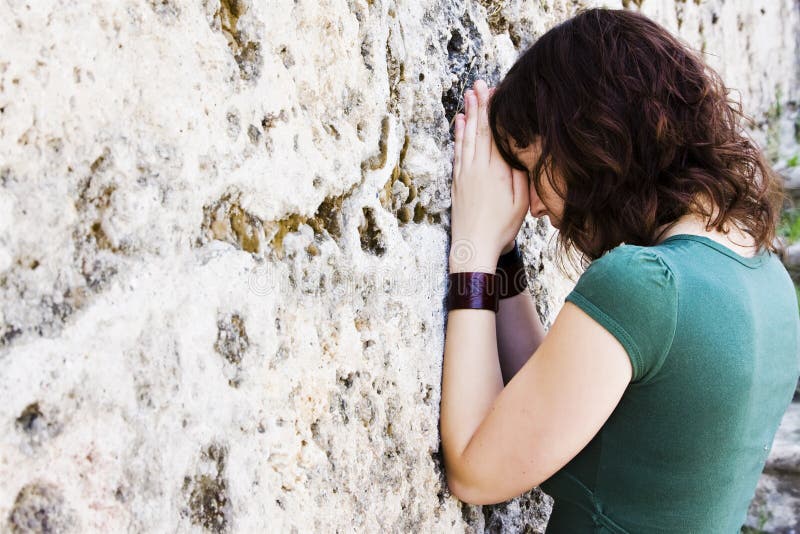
[440,307,504,479]
[441,250,506,474]
[495,287,546,385]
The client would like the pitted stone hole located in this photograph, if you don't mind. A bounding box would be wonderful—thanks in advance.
[211,0,263,82]
[477,0,511,35]
[337,370,358,389]
[360,115,390,172]
[7,481,74,533]
[358,207,386,256]
[200,191,264,253]
[114,485,128,503]
[447,28,464,55]
[621,0,646,8]
[15,401,62,446]
[225,110,240,139]
[2,325,23,347]
[261,109,289,130]
[430,447,449,505]
[182,443,231,533]
[15,402,43,433]
[246,124,261,144]
[214,312,249,366]
[310,420,321,442]
[149,0,181,19]
[422,384,434,406]
[278,44,295,68]
[309,419,336,466]
[214,312,249,388]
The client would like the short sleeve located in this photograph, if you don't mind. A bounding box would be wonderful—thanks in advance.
[565,246,679,384]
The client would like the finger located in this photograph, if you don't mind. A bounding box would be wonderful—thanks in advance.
[462,88,477,169]
[511,168,529,211]
[453,114,464,181]
[475,80,491,165]
[489,114,499,165]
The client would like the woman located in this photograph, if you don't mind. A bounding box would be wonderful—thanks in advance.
[439,7,800,533]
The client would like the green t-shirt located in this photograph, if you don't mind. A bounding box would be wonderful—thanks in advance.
[538,233,800,534]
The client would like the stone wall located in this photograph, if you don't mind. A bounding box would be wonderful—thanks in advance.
[1,0,798,532]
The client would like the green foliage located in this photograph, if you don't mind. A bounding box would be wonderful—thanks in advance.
[787,154,800,168]
[739,505,772,533]
[767,86,783,120]
[765,86,783,164]
[778,208,800,243]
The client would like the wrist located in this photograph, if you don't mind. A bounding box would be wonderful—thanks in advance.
[448,239,500,273]
[449,254,498,274]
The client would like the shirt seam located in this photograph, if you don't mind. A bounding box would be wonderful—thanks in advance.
[637,251,680,387]
[660,234,766,269]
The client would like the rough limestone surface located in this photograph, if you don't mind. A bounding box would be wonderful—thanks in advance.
[745,402,800,532]
[1,0,798,532]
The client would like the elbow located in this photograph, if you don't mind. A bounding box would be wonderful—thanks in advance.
[443,444,501,505]
[446,473,495,506]
[446,475,478,505]
[444,457,477,504]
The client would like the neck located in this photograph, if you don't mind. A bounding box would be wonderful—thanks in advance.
[653,194,723,244]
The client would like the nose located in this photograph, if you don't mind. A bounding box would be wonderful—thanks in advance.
[529,194,548,219]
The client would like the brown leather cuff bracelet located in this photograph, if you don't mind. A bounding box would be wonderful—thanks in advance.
[496,241,528,299]
[446,272,499,312]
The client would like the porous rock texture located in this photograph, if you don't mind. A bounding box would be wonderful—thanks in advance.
[745,402,800,533]
[1,0,798,532]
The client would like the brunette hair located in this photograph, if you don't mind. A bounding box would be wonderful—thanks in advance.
[488,7,787,275]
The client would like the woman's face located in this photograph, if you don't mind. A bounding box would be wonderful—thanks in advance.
[509,137,566,229]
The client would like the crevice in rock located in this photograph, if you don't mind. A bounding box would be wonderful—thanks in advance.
[358,206,386,256]
[377,134,442,226]
[210,0,263,82]
[361,115,391,173]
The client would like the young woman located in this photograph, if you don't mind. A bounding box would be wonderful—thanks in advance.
[439,7,800,533]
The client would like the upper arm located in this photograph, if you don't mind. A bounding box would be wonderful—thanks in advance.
[449,300,633,504]
[448,247,679,505]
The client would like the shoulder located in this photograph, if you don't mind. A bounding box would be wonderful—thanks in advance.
[588,243,674,274]
[577,244,676,291]
[567,244,679,384]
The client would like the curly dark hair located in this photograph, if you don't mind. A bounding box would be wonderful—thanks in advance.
[487,7,787,276]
